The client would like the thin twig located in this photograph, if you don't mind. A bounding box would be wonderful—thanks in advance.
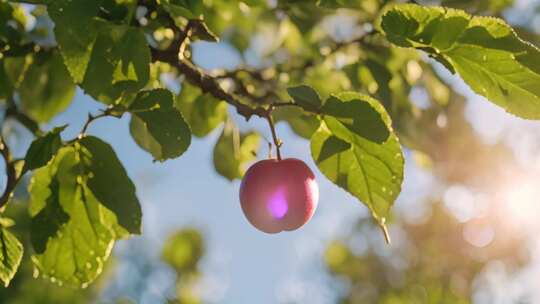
[79,113,105,137]
[5,106,40,136]
[0,136,18,210]
[211,29,378,91]
[213,68,266,82]
[272,102,302,108]
[78,108,117,138]
[176,20,195,60]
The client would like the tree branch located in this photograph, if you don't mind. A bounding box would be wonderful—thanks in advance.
[210,29,378,88]
[151,46,270,120]
[148,7,282,120]
[5,106,40,136]
[78,106,122,139]
[79,112,109,137]
[0,137,19,210]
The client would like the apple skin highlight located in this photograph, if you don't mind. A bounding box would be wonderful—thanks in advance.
[239,158,319,233]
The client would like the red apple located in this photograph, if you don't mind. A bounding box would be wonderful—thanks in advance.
[239,158,319,233]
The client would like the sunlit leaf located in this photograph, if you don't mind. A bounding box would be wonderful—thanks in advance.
[380,4,540,119]
[47,0,102,83]
[81,21,150,104]
[78,136,142,235]
[48,0,149,103]
[0,228,23,287]
[311,92,403,226]
[29,137,142,287]
[441,0,514,14]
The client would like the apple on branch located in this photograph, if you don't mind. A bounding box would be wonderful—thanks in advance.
[239,158,319,233]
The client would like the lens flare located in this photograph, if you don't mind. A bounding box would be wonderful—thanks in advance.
[267,187,288,219]
[499,175,540,229]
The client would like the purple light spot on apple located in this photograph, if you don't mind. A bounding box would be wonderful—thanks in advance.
[267,187,288,219]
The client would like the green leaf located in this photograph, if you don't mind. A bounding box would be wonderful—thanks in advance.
[379,4,540,119]
[176,83,227,138]
[287,85,323,112]
[81,22,150,104]
[29,138,142,287]
[48,0,150,103]
[0,217,15,228]
[18,52,76,122]
[47,0,102,83]
[161,0,204,20]
[78,136,142,235]
[213,124,260,181]
[316,0,372,9]
[311,92,403,226]
[441,0,514,14]
[321,95,390,143]
[0,228,23,287]
[22,126,66,173]
[129,89,191,161]
[3,55,31,88]
[29,148,113,287]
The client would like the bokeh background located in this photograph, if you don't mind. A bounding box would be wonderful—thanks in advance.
[3,0,540,303]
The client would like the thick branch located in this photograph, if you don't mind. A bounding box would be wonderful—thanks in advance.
[151,47,268,120]
[148,7,280,120]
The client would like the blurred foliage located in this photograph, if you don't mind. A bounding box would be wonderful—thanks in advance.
[104,228,206,304]
[323,11,535,299]
[162,229,204,274]
[325,201,528,304]
[0,201,206,304]
[213,122,260,181]
[323,96,529,303]
[162,229,206,304]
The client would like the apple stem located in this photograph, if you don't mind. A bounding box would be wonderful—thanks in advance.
[265,110,282,161]
[267,141,273,159]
